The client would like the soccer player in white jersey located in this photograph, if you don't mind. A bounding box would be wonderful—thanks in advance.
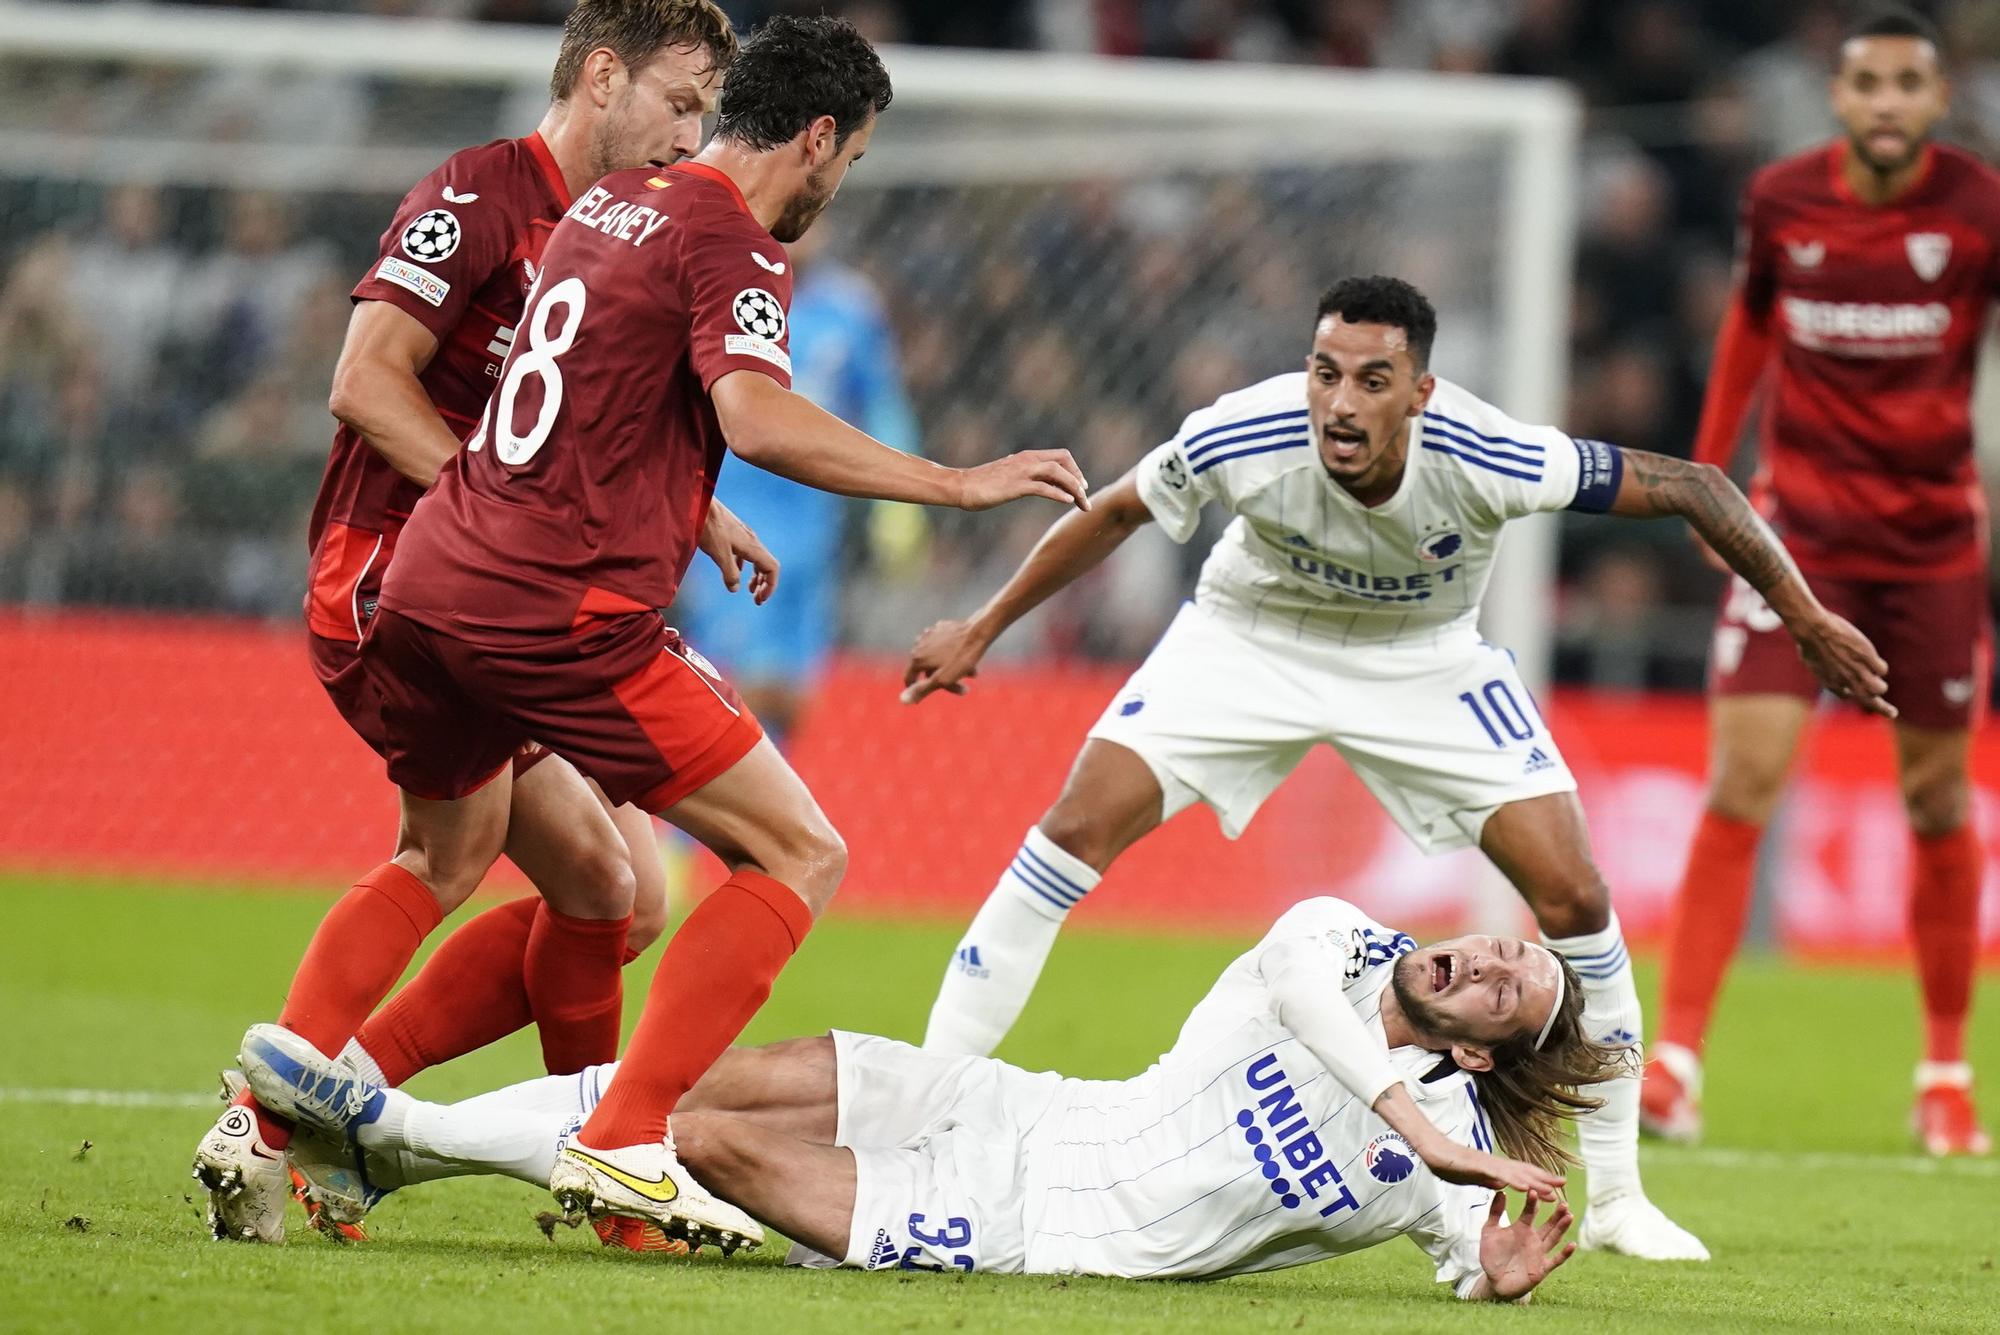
[236,897,1614,1298]
[902,276,1895,1262]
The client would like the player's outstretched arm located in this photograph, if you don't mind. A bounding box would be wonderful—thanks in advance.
[327,300,463,488]
[712,371,1088,511]
[1464,1192,1576,1303]
[1607,448,1895,718]
[901,467,1156,703]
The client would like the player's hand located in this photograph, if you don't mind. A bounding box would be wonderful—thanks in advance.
[1417,1139,1565,1201]
[902,618,990,704]
[1788,606,1895,718]
[698,501,779,605]
[1477,1192,1576,1301]
[956,449,1090,512]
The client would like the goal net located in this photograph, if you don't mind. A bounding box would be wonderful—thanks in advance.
[0,2,1578,915]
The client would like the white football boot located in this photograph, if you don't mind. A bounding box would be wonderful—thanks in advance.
[1580,1192,1711,1261]
[548,1134,763,1256]
[220,1067,389,1243]
[191,1076,288,1243]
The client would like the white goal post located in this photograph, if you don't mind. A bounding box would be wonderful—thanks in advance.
[0,0,1578,682]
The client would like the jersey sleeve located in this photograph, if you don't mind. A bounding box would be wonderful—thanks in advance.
[351,157,514,344]
[684,212,794,392]
[1428,397,1623,520]
[1735,180,1779,320]
[1133,409,1231,542]
[1404,1180,1492,1299]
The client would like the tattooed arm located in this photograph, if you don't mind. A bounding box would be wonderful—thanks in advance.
[1606,449,1894,717]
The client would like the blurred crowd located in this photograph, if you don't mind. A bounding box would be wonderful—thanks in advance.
[4,0,2000,692]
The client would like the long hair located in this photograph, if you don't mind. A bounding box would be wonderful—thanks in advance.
[1467,955,1633,1173]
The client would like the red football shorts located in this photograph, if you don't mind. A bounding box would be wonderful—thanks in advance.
[361,608,762,810]
[310,630,552,777]
[1709,569,1991,729]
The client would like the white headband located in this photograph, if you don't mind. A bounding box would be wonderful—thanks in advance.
[1533,945,1565,1050]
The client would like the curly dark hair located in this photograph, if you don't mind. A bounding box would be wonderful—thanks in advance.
[1314,275,1438,369]
[549,0,736,102]
[712,14,893,152]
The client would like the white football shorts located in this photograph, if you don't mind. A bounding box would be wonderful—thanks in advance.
[799,1030,1062,1276]
[1086,603,1576,852]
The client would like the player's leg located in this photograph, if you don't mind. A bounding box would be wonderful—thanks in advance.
[672,1113,858,1262]
[1648,572,1830,1139]
[576,734,841,1156]
[1476,793,1705,1260]
[1646,692,1813,1138]
[926,604,1320,1055]
[923,738,1165,1055]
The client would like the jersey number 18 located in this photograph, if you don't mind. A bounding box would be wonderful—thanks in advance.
[467,275,587,467]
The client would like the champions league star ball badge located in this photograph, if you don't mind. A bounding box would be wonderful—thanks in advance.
[1364,1132,1417,1184]
[732,288,786,341]
[401,209,461,263]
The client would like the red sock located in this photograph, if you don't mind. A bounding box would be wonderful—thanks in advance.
[229,1086,292,1150]
[278,863,444,1060]
[1659,810,1764,1054]
[1912,824,1983,1065]
[354,896,540,1087]
[580,871,812,1148]
[525,904,633,1075]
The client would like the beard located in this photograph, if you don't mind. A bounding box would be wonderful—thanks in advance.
[770,167,833,243]
[1390,952,1473,1046]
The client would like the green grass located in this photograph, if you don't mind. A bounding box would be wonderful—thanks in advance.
[3,874,1997,1333]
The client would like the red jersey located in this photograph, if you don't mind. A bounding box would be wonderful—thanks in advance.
[379,162,794,636]
[1699,141,2000,581]
[303,132,572,641]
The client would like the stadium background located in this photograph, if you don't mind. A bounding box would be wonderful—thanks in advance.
[3,0,2000,957]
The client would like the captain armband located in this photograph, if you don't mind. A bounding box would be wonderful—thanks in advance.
[1566,438,1624,514]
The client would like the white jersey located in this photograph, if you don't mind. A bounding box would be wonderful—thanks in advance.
[1018,898,1498,1292]
[1134,372,1622,652]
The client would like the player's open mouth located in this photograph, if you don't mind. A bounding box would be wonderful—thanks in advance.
[1431,953,1454,994]
[1866,128,1907,154]
[1325,427,1367,462]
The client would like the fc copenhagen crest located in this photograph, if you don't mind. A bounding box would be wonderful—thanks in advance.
[1906,232,1950,282]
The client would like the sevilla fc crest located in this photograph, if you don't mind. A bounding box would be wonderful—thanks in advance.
[1906,232,1950,282]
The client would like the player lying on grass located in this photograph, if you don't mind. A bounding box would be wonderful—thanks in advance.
[905,275,1894,1261]
[239,897,1617,1300]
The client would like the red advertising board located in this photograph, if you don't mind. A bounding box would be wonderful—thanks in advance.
[3,611,1996,956]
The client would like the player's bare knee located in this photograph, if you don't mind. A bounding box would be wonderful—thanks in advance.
[1903,777,1970,839]
[1036,800,1119,872]
[1526,872,1611,939]
[670,1111,752,1183]
[1706,763,1788,826]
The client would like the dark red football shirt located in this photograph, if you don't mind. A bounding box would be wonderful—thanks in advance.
[303,132,572,641]
[380,161,794,636]
[1723,141,2000,581]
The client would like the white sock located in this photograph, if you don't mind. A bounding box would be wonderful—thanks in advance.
[922,826,1100,1055]
[337,1037,390,1088]
[358,1066,620,1189]
[1541,913,1644,1205]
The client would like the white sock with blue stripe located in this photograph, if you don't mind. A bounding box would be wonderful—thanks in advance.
[923,826,1100,1056]
[1540,912,1643,1203]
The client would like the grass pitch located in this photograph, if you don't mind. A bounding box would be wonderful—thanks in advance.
[3,874,1997,1333]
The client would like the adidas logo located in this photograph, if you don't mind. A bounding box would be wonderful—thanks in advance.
[954,945,990,980]
[1523,746,1555,775]
[867,1228,900,1269]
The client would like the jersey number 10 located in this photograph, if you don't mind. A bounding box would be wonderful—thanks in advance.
[1458,678,1537,747]
[467,275,587,467]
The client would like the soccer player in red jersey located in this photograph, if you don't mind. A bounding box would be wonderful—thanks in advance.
[192,0,758,1244]
[1647,7,1998,1155]
[237,15,1090,1251]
